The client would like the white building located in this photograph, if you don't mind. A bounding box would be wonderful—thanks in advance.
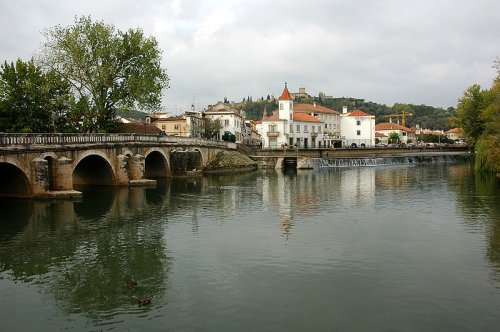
[258,84,325,149]
[294,103,341,148]
[445,127,464,141]
[340,107,375,147]
[204,102,245,142]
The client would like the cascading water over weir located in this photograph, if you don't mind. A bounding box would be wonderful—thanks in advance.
[315,154,466,168]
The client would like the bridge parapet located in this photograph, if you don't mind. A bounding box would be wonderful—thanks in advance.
[0,133,235,150]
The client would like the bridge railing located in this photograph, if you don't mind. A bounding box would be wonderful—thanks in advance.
[0,133,234,149]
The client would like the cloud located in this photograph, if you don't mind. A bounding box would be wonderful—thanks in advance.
[1,0,499,113]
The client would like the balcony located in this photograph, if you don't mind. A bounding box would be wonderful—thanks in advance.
[267,131,279,137]
[310,132,318,138]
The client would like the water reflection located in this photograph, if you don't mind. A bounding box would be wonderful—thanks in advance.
[450,164,500,280]
[0,185,172,325]
[1,163,500,330]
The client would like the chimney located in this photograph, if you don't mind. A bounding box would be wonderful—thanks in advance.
[342,106,347,114]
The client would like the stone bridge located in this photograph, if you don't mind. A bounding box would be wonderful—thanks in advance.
[0,133,236,198]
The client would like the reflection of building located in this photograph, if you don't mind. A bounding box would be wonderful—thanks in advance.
[338,168,375,207]
[340,107,375,147]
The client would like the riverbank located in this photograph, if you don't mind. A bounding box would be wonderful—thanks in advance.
[203,150,258,174]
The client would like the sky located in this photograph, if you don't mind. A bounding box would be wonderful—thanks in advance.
[1,0,499,114]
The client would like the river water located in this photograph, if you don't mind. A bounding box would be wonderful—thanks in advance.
[0,162,499,331]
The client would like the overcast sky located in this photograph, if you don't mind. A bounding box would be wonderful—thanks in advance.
[1,0,499,114]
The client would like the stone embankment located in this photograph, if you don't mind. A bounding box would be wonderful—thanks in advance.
[203,151,258,174]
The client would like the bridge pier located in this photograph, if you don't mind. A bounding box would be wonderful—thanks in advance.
[54,157,74,190]
[31,158,49,196]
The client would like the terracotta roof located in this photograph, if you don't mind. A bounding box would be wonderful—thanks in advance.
[262,112,321,123]
[158,116,186,122]
[347,109,371,117]
[118,123,163,134]
[375,122,411,132]
[294,103,339,114]
[445,127,464,134]
[293,113,321,123]
[262,113,286,121]
[278,83,293,100]
[375,132,387,137]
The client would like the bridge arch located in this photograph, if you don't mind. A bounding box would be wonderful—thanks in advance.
[170,149,203,175]
[144,148,170,178]
[73,152,115,186]
[0,160,32,198]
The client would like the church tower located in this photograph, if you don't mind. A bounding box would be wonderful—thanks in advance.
[278,83,293,121]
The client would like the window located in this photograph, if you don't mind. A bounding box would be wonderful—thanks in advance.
[356,120,361,126]
[296,124,300,133]
[280,103,283,110]
[289,124,293,133]
[325,123,328,129]
[225,119,229,126]
[161,125,165,130]
[312,126,315,132]
[289,102,292,110]
[304,125,308,132]
[318,126,321,133]
[290,113,292,120]
[269,124,277,132]
[357,130,361,136]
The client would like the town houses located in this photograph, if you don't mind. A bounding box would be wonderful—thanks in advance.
[140,83,463,149]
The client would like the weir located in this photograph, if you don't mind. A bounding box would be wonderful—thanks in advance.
[316,154,467,168]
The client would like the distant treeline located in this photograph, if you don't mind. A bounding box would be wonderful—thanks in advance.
[234,95,454,130]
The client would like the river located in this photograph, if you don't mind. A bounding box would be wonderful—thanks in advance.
[0,161,499,331]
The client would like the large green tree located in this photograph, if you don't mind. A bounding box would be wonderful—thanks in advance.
[452,61,500,174]
[38,16,169,132]
[0,59,70,132]
[451,84,485,148]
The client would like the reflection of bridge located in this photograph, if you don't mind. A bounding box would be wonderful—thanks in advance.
[0,133,236,198]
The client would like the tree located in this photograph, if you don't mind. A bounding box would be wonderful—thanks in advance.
[474,70,500,174]
[222,131,236,142]
[0,59,71,132]
[388,132,400,144]
[451,84,485,148]
[452,60,500,174]
[38,16,169,132]
[202,118,222,139]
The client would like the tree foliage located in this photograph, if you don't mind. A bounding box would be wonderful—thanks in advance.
[451,84,485,148]
[38,16,169,132]
[0,59,71,132]
[388,132,400,144]
[202,118,222,139]
[452,62,500,174]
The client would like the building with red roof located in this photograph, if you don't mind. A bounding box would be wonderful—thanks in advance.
[445,127,464,141]
[257,83,326,149]
[294,102,341,147]
[339,106,376,147]
[375,122,416,144]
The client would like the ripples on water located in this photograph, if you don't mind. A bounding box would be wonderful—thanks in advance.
[0,163,499,331]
